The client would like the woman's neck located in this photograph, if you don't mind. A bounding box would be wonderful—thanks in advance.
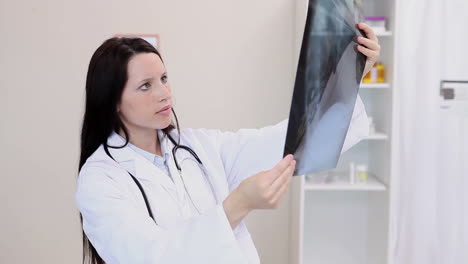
[120,128,162,156]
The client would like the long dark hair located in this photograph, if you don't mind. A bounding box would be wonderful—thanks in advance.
[78,37,182,264]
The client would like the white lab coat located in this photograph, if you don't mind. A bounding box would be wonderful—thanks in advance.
[75,96,369,264]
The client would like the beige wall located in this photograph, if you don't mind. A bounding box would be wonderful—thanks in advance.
[0,0,296,263]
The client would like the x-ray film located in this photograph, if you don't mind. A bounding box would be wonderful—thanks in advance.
[284,0,366,175]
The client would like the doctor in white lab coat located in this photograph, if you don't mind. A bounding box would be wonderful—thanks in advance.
[76,23,380,264]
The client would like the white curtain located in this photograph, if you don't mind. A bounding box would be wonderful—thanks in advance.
[393,0,468,263]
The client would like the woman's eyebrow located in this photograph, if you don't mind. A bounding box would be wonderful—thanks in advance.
[138,77,154,85]
[138,72,167,85]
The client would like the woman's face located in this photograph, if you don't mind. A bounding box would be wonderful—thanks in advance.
[118,52,173,134]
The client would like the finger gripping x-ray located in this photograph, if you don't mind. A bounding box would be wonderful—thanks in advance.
[284,0,366,175]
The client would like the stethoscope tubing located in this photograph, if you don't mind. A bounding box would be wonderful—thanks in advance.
[103,132,208,225]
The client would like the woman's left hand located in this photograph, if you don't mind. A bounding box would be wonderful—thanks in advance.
[356,23,381,77]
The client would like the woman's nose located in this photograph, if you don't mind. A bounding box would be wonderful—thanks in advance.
[155,83,171,102]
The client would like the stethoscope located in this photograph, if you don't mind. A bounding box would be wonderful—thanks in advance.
[104,132,214,225]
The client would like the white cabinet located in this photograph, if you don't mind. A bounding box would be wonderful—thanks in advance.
[288,1,397,263]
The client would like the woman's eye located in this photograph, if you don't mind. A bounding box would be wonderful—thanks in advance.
[140,82,151,90]
[162,75,168,83]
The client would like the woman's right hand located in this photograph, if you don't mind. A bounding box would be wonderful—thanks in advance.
[223,154,296,229]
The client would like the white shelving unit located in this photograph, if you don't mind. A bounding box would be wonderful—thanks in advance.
[288,1,396,264]
[361,83,391,89]
[366,132,389,140]
[304,174,386,191]
[376,31,393,37]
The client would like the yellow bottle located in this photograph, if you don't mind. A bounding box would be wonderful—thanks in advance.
[363,62,385,83]
[356,164,368,183]
[363,64,378,83]
[376,62,385,83]
[363,70,371,83]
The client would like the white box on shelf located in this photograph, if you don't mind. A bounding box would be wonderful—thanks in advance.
[364,16,387,34]
[304,170,386,191]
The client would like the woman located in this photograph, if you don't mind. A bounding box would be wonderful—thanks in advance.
[76,23,380,264]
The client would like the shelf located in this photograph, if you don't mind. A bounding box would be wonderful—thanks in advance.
[375,31,393,37]
[360,83,390,89]
[304,173,386,191]
[365,133,389,140]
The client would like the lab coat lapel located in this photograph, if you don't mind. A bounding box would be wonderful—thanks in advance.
[162,130,216,213]
[106,132,176,192]
[180,159,217,213]
[161,130,193,203]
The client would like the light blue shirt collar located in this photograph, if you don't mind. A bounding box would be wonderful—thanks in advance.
[127,130,170,170]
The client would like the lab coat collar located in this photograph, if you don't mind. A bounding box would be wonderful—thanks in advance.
[157,128,194,166]
[158,128,218,213]
[105,131,178,192]
[106,130,178,162]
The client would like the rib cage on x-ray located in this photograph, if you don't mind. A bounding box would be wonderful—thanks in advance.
[284,0,365,175]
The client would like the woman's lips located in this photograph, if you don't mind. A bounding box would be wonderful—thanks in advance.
[156,105,171,115]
